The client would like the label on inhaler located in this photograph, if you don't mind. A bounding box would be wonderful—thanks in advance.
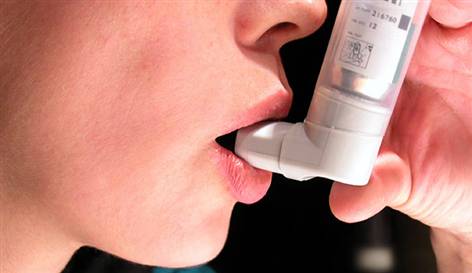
[337,1,417,83]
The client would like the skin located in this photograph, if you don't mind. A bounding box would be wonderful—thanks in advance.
[0,1,326,272]
[0,1,470,273]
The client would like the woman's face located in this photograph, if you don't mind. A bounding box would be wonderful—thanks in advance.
[0,1,326,267]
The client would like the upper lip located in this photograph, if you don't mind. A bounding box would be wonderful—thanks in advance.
[217,89,292,138]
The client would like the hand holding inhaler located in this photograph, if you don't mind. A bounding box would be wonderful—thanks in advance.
[236,0,431,186]
[238,0,472,270]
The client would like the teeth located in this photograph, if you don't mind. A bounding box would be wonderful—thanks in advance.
[215,130,238,153]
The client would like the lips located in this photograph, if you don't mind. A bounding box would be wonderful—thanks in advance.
[210,90,291,204]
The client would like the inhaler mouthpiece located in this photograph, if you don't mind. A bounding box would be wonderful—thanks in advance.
[236,87,389,185]
[235,0,430,185]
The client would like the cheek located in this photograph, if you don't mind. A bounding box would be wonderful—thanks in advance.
[19,47,234,264]
[2,1,238,264]
[14,85,235,265]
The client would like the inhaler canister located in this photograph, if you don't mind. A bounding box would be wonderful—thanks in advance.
[235,0,431,185]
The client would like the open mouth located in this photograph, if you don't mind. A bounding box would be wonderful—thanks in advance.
[213,90,292,155]
[209,91,292,203]
[212,128,272,204]
[215,130,238,154]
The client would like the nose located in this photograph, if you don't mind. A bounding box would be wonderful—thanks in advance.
[234,0,327,52]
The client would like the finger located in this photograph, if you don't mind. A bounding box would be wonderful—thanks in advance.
[329,152,411,223]
[429,0,472,28]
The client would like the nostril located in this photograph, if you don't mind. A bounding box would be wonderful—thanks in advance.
[272,22,298,32]
[265,22,299,38]
[215,130,238,153]
[256,22,300,50]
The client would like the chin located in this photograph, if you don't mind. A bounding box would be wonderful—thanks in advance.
[131,230,229,268]
[164,239,227,268]
[118,210,233,268]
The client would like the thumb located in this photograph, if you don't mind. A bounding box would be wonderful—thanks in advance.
[429,0,472,28]
[329,152,412,223]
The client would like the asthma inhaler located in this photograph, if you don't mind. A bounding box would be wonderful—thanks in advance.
[235,0,431,186]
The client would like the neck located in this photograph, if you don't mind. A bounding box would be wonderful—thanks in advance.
[1,189,80,273]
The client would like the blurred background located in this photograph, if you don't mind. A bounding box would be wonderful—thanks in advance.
[62,1,437,272]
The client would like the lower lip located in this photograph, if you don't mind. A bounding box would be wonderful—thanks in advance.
[210,143,272,204]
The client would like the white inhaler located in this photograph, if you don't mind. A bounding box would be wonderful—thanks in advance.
[235,0,431,186]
